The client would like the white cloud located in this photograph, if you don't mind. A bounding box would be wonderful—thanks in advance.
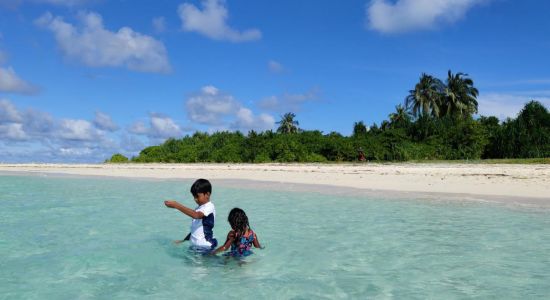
[232,108,274,132]
[128,120,149,135]
[185,85,240,125]
[258,89,319,113]
[150,114,182,139]
[478,92,550,120]
[129,113,182,139]
[268,60,284,74]
[57,119,102,141]
[178,0,261,42]
[0,98,147,162]
[93,111,118,131]
[21,108,55,136]
[36,11,171,73]
[59,146,92,156]
[0,123,27,140]
[366,0,488,34]
[0,66,39,94]
[0,98,23,123]
[185,85,276,132]
[152,17,166,33]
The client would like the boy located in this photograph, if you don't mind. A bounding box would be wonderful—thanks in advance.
[164,179,218,251]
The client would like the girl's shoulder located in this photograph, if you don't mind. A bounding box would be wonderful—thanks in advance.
[244,228,255,238]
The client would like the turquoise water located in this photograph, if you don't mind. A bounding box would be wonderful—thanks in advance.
[1,175,549,299]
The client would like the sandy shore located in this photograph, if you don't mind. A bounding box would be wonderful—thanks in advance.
[1,163,549,203]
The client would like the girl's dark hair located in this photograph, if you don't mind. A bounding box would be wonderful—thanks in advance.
[190,179,212,197]
[228,208,249,244]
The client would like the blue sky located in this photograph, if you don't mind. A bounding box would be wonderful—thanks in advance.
[1,0,549,163]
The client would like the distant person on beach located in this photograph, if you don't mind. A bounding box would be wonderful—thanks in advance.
[211,207,263,256]
[164,179,217,252]
[358,147,366,161]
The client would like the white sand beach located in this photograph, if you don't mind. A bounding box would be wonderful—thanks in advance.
[1,163,549,203]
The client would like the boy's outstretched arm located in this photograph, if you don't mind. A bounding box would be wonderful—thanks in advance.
[164,200,204,219]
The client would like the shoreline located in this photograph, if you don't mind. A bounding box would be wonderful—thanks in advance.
[1,163,549,205]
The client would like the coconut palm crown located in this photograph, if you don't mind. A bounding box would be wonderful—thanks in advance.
[405,73,444,118]
[276,112,300,134]
[443,70,479,118]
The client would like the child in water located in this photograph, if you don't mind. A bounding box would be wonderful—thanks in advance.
[211,208,263,256]
[164,179,217,252]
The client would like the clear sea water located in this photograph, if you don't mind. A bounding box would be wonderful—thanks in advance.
[1,174,549,299]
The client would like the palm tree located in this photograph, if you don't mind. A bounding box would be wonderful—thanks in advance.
[276,112,299,134]
[405,73,444,118]
[353,121,367,137]
[388,104,411,128]
[443,70,479,118]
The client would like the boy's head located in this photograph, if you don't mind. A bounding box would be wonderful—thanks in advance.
[190,179,212,205]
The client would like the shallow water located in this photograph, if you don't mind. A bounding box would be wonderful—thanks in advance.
[1,174,549,299]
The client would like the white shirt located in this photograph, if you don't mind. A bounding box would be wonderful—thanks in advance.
[190,201,216,248]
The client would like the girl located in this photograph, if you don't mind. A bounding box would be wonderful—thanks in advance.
[212,208,262,256]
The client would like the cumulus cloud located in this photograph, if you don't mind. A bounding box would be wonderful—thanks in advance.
[0,99,23,123]
[152,17,166,33]
[185,85,240,125]
[184,85,276,132]
[232,107,274,132]
[178,0,261,42]
[128,120,149,135]
[0,123,27,140]
[478,92,550,120]
[258,89,319,113]
[366,0,488,34]
[35,11,171,73]
[21,108,55,136]
[129,113,182,140]
[57,119,102,141]
[150,114,182,138]
[93,111,118,131]
[0,66,39,94]
[268,60,284,74]
[0,99,164,162]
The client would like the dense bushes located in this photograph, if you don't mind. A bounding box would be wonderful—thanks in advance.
[107,100,549,163]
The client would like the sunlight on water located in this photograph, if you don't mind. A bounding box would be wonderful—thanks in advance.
[1,175,549,299]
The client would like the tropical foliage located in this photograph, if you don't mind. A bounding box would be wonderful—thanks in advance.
[108,71,550,163]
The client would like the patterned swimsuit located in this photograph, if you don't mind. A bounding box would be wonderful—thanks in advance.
[229,229,255,257]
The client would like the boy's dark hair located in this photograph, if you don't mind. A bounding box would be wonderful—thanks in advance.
[228,208,250,243]
[190,179,212,197]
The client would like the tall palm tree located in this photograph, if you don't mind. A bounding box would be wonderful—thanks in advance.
[276,112,299,134]
[405,73,444,118]
[443,70,479,118]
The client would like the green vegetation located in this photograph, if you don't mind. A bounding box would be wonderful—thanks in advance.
[107,70,550,164]
[106,153,129,163]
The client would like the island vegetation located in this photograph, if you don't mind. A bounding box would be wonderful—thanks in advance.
[108,71,550,163]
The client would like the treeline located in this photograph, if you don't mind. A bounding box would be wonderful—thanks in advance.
[108,71,550,163]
